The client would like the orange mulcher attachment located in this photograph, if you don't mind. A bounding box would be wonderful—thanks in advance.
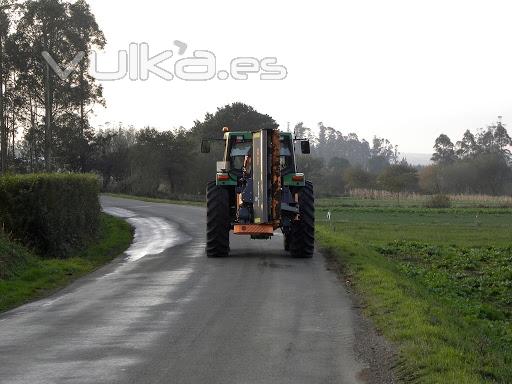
[233,128,281,237]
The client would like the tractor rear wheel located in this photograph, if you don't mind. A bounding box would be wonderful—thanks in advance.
[284,234,291,251]
[290,181,315,258]
[206,181,230,258]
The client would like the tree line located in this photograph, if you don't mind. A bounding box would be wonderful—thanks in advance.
[87,103,406,198]
[0,0,104,174]
[302,117,512,197]
[1,1,511,197]
[422,119,512,195]
[92,103,400,197]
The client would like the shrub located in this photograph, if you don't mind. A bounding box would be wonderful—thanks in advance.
[425,194,451,208]
[0,233,32,280]
[0,174,100,258]
[377,163,419,194]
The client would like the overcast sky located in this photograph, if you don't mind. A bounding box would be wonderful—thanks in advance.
[86,0,512,154]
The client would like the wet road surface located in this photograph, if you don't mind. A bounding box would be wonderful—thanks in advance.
[0,196,366,384]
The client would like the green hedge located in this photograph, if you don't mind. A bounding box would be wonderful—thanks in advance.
[0,174,100,258]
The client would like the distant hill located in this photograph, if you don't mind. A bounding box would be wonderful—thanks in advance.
[403,153,432,166]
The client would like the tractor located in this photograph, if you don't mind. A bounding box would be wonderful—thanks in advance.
[201,127,314,258]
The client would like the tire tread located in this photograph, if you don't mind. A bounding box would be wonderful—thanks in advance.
[206,181,230,257]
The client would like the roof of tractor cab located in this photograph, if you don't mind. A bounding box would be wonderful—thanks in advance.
[224,131,294,140]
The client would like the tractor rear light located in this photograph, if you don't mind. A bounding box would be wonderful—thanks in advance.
[292,175,304,182]
[217,174,230,181]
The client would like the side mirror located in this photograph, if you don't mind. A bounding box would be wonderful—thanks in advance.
[201,139,211,154]
[301,140,311,154]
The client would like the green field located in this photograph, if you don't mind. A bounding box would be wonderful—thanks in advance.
[0,214,133,313]
[318,205,512,247]
[317,197,512,383]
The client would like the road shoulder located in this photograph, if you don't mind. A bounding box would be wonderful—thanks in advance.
[323,247,398,384]
[0,214,133,314]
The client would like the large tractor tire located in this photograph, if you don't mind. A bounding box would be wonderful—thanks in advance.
[206,181,230,258]
[284,234,291,251]
[290,181,315,258]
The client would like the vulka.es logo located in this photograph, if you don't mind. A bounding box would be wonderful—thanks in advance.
[41,41,288,82]
[42,51,86,81]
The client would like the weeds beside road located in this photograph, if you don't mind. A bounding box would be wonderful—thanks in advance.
[0,214,132,313]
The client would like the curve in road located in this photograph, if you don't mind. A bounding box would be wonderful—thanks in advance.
[0,196,367,384]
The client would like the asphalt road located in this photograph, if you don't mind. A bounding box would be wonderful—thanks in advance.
[0,196,367,384]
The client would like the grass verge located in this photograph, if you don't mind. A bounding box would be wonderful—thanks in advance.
[102,193,205,207]
[318,226,512,383]
[0,214,133,313]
